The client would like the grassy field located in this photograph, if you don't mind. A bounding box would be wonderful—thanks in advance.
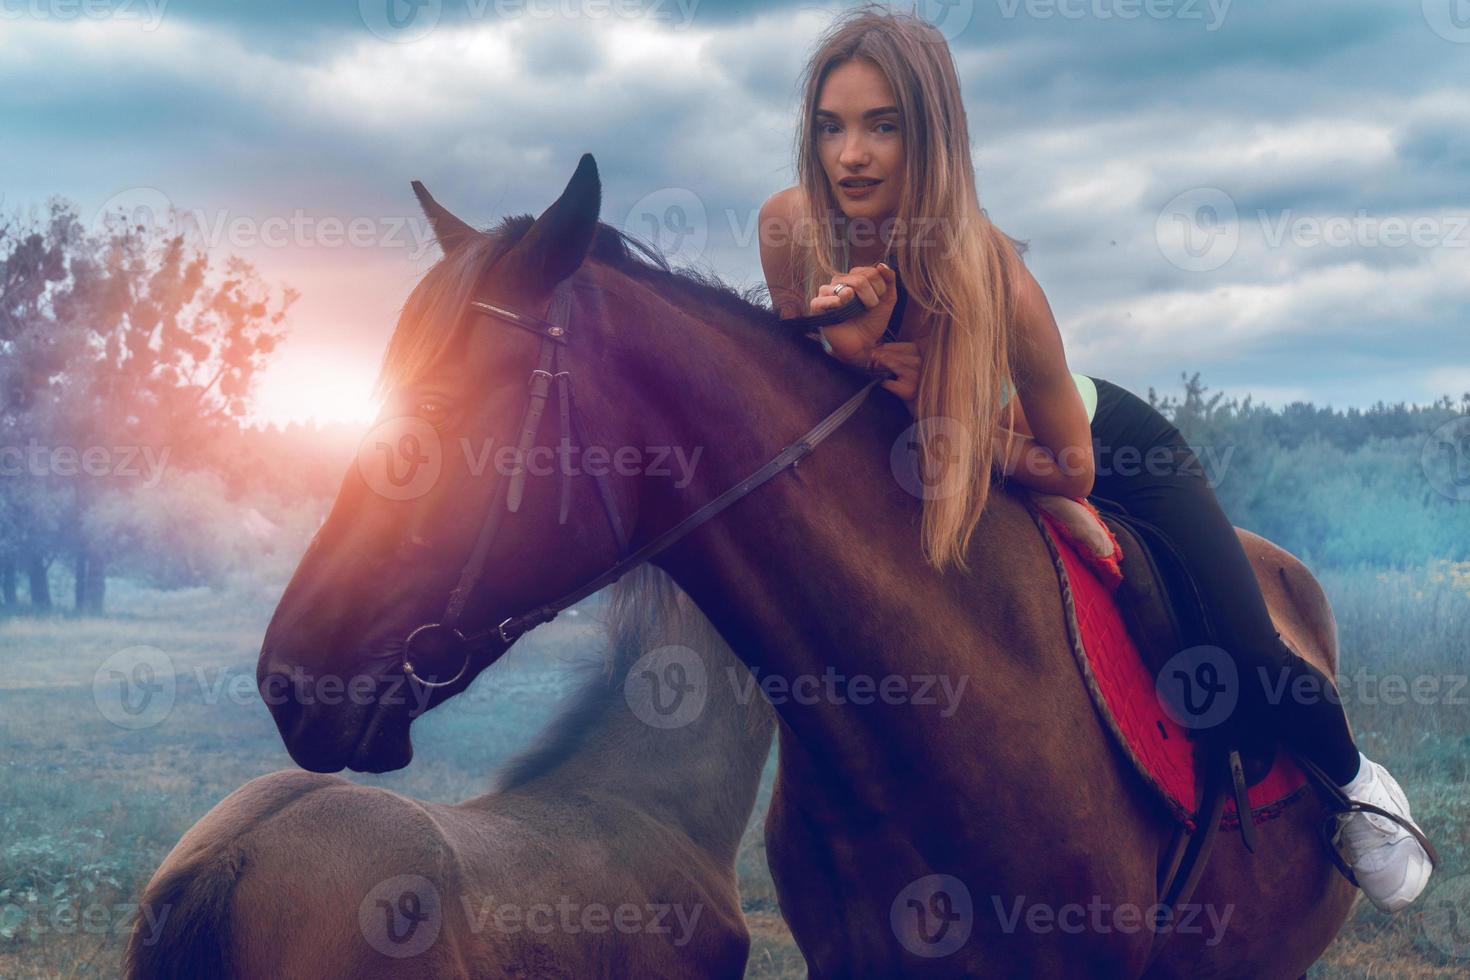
[0,562,1466,978]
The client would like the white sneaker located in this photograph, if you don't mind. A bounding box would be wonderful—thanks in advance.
[1334,752,1433,913]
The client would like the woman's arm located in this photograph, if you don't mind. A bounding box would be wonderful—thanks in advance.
[1001,254,1095,498]
[991,427,1092,497]
[760,187,899,369]
[875,356,1088,497]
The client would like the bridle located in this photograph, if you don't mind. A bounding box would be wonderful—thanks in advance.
[400,278,882,689]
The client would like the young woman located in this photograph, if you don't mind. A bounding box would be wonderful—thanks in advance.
[758,6,1431,914]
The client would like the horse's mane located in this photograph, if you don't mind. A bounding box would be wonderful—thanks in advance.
[518,212,784,332]
[496,213,793,334]
[375,212,790,399]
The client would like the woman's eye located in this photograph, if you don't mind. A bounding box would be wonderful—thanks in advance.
[876,122,898,134]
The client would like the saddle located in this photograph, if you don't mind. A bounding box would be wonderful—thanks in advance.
[1026,489,1323,942]
[1030,491,1440,940]
[1086,494,1280,788]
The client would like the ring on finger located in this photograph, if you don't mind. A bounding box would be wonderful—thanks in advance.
[833,282,852,298]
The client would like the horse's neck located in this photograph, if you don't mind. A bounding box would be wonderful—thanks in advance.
[523,637,774,867]
[620,282,1041,802]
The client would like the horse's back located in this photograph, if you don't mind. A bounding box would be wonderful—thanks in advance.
[132,770,749,979]
[125,770,354,979]
[1237,528,1339,678]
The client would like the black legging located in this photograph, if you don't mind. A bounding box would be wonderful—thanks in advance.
[1084,376,1361,784]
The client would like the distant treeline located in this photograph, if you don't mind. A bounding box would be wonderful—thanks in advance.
[1145,373,1470,570]
[3,197,1465,614]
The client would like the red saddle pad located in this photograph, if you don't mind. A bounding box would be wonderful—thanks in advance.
[1030,501,1310,831]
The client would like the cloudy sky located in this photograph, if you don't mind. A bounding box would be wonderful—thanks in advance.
[3,0,1466,423]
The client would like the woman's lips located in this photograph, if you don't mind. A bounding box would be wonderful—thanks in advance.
[840,180,881,199]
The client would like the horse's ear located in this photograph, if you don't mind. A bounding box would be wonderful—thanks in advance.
[411,180,480,255]
[509,153,601,290]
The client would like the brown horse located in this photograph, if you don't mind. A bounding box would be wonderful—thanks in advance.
[253,154,1355,977]
[125,574,773,978]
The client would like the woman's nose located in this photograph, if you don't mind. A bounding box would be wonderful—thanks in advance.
[839,137,869,167]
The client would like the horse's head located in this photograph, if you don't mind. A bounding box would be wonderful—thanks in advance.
[257,154,657,772]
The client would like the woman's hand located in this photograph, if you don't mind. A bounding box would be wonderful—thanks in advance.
[868,340,924,414]
[803,263,899,368]
[1031,493,1115,558]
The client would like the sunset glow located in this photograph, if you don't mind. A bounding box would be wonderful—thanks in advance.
[250,351,380,428]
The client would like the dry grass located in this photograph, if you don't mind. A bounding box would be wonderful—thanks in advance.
[1,562,1464,978]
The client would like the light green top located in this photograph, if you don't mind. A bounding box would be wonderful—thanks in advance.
[999,372,1097,424]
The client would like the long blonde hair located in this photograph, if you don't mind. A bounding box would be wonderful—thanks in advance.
[788,3,1025,574]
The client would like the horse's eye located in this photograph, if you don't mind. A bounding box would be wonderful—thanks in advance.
[416,399,451,425]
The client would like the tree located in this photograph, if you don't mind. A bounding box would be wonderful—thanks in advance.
[0,200,80,610]
[0,198,294,612]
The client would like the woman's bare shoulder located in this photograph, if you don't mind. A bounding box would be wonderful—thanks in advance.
[759,185,804,226]
[759,186,807,318]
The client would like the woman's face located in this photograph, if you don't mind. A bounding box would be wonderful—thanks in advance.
[815,58,904,228]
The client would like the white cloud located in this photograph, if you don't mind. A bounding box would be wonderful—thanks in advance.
[1424,366,1470,402]
[1066,243,1470,377]
[7,7,1468,419]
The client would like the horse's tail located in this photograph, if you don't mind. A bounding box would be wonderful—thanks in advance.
[122,837,245,979]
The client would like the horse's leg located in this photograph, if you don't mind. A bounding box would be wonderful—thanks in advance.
[1142,798,1356,979]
